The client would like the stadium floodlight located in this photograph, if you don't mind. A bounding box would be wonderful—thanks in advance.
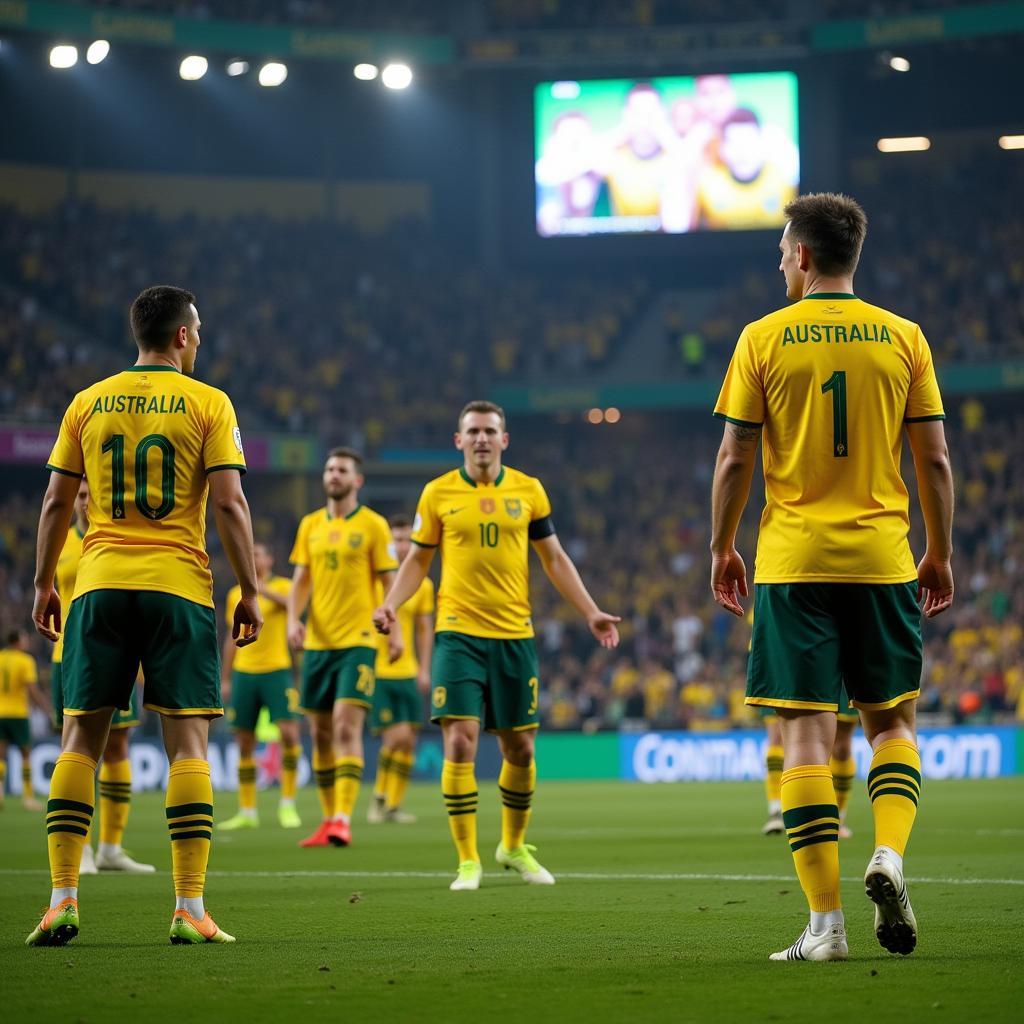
[179,55,208,81]
[49,44,78,69]
[889,56,911,72]
[998,135,1024,150]
[86,40,110,65]
[604,407,622,424]
[381,63,413,90]
[551,81,581,100]
[586,408,604,425]
[258,61,287,87]
[226,60,250,77]
[877,136,930,153]
[354,63,379,81]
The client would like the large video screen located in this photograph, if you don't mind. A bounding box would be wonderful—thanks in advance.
[535,72,799,237]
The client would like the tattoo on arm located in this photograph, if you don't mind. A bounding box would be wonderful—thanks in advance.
[729,423,762,452]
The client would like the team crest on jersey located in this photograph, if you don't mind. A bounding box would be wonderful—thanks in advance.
[348,533,363,549]
[479,498,495,514]
[232,426,243,453]
[504,498,522,519]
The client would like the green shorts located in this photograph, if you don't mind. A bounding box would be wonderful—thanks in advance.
[51,663,141,731]
[300,647,376,713]
[747,582,922,713]
[371,677,422,733]
[229,669,300,731]
[0,717,30,746]
[62,590,221,718]
[430,632,540,732]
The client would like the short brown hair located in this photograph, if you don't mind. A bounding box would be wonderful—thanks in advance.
[389,513,413,529]
[130,285,196,351]
[325,446,362,468]
[783,193,868,277]
[458,400,506,430]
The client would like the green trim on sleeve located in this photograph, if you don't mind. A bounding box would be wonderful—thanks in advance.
[205,463,248,475]
[411,539,439,549]
[45,464,84,479]
[904,414,946,423]
[712,412,764,428]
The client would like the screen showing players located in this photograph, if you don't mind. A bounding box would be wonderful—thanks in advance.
[535,72,799,237]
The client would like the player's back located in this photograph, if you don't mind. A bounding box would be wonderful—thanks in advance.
[47,365,245,608]
[715,294,944,583]
[0,649,36,717]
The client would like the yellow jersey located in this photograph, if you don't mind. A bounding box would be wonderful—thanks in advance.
[226,576,292,674]
[46,365,246,608]
[697,162,794,229]
[0,648,38,719]
[410,466,553,639]
[289,505,398,651]
[52,526,85,663]
[607,145,668,218]
[714,294,945,583]
[376,577,435,680]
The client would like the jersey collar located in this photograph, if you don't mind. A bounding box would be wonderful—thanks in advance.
[126,364,180,372]
[459,466,505,488]
[803,292,857,300]
[325,503,362,521]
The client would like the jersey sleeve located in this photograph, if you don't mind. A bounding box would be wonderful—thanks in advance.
[373,516,399,574]
[289,516,311,567]
[905,327,945,422]
[203,390,247,475]
[46,396,85,478]
[713,328,765,427]
[528,478,556,540]
[410,483,442,548]
[224,585,240,628]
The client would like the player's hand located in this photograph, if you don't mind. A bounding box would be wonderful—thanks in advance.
[32,585,61,642]
[233,595,263,648]
[917,554,954,619]
[287,619,306,650]
[373,605,396,636]
[588,610,622,649]
[416,669,431,695]
[387,632,404,664]
[711,548,748,617]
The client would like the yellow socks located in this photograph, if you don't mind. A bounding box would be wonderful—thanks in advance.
[334,756,363,819]
[499,759,535,850]
[374,748,394,801]
[98,758,132,847]
[238,757,257,813]
[281,745,300,802]
[312,749,336,820]
[442,759,479,864]
[830,754,857,820]
[765,744,784,812]
[868,738,921,856]
[781,765,841,913]
[46,751,97,889]
[22,757,33,800]
[386,750,414,811]
[166,759,213,899]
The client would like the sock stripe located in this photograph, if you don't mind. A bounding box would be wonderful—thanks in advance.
[166,802,213,819]
[782,803,838,830]
[47,823,90,836]
[867,763,922,787]
[169,829,213,842]
[442,790,478,799]
[870,786,920,805]
[98,793,132,804]
[48,798,93,815]
[789,832,840,853]
[786,820,840,840]
[868,775,921,794]
[446,808,478,817]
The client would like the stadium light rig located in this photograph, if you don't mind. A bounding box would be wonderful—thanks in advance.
[381,63,413,90]
[877,136,930,153]
[998,135,1024,150]
[889,56,911,72]
[258,61,287,87]
[226,59,250,77]
[86,40,109,65]
[179,55,208,81]
[49,44,78,69]
[354,63,379,81]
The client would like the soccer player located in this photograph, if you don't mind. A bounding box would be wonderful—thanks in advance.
[368,514,434,825]
[710,194,954,961]
[53,478,154,874]
[0,629,46,813]
[27,285,263,947]
[288,448,399,849]
[373,401,621,891]
[219,542,302,832]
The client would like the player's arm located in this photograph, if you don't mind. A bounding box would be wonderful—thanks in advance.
[208,469,262,647]
[258,581,288,609]
[415,612,434,693]
[709,421,761,617]
[287,564,311,650]
[531,534,620,649]
[906,419,955,618]
[373,545,434,635]
[32,471,81,642]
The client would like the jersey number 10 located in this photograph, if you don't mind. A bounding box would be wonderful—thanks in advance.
[101,433,176,520]
[821,371,849,458]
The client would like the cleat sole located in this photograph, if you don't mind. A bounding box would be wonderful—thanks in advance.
[865,872,917,956]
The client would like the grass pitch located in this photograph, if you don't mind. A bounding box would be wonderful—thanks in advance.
[3,777,1022,1023]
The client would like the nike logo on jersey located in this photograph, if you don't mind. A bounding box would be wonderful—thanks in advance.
[445,508,465,516]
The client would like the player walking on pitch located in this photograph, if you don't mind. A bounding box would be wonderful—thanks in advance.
[0,630,47,813]
[710,194,954,961]
[374,401,621,891]
[27,285,263,947]
[288,448,399,849]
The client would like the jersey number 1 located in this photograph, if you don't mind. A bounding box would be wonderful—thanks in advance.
[102,433,176,520]
[821,371,849,458]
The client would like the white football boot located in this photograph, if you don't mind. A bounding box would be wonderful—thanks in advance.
[865,845,918,955]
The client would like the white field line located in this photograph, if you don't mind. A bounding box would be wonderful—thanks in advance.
[0,868,1021,885]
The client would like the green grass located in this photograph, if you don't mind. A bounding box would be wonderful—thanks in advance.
[3,778,1022,1023]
